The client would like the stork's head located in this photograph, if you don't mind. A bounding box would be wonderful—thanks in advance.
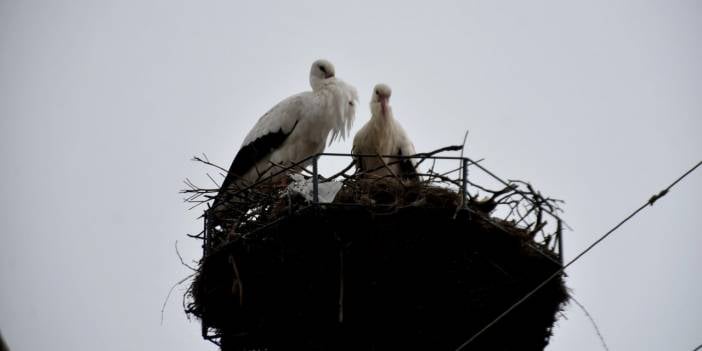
[310,59,336,90]
[370,83,392,117]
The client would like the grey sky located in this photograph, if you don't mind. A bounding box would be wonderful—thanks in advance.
[1,1,700,350]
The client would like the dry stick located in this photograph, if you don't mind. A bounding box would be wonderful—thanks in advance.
[175,240,197,271]
[466,162,570,230]
[206,173,220,188]
[264,160,310,180]
[425,158,438,185]
[495,185,563,240]
[514,199,540,227]
[183,178,199,190]
[460,129,470,160]
[454,160,702,351]
[188,145,464,208]
[485,185,563,264]
[325,160,356,181]
[161,273,195,325]
[571,296,610,351]
[412,172,463,189]
[439,165,464,178]
[466,200,561,267]
[376,154,403,180]
[508,181,554,226]
[186,230,205,240]
[412,145,464,169]
[357,154,412,177]
[415,144,464,159]
[229,256,244,307]
[504,201,519,219]
[192,146,560,253]
[530,198,545,238]
[480,185,519,204]
[216,154,321,203]
[192,155,227,173]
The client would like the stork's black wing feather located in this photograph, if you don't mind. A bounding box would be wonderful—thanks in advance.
[215,121,299,204]
[397,148,419,182]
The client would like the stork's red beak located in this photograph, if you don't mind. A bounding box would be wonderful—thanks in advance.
[325,73,334,79]
[380,96,389,116]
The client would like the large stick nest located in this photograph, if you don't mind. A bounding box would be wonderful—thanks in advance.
[182,149,569,351]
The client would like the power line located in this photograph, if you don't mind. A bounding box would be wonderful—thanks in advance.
[455,160,702,351]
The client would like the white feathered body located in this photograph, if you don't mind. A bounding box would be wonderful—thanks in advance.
[238,78,358,185]
[352,107,416,177]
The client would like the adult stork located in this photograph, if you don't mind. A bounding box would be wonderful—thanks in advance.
[352,84,419,180]
[212,59,358,215]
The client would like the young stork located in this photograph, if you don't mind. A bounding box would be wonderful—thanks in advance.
[352,84,419,180]
[212,59,358,213]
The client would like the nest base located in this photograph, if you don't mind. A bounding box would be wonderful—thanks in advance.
[190,203,568,351]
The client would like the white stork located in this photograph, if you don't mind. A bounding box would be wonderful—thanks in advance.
[352,84,418,180]
[213,59,358,212]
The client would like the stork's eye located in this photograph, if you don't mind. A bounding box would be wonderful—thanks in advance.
[319,65,326,73]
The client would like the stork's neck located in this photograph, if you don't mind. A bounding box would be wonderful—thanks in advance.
[370,103,393,123]
[311,76,337,92]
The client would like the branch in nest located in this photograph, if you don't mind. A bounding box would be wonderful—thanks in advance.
[175,240,197,271]
[192,153,227,173]
[325,160,356,181]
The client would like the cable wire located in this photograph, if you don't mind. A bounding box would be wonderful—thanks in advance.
[455,160,702,351]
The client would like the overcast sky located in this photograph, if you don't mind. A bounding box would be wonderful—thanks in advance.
[1,1,701,350]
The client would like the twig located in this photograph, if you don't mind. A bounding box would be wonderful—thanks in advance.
[161,273,195,325]
[459,130,469,159]
[229,256,244,307]
[192,154,227,173]
[571,296,610,351]
[325,160,356,181]
[175,240,197,271]
[206,173,220,188]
